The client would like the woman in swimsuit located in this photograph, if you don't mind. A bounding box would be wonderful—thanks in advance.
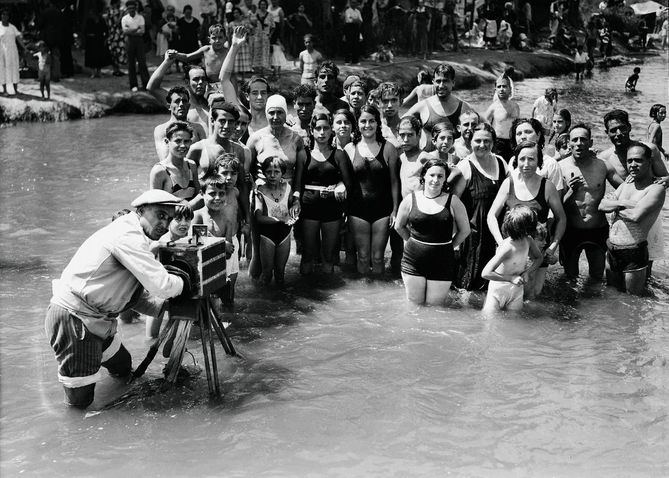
[254,154,299,285]
[648,104,668,160]
[294,112,354,274]
[344,104,400,274]
[149,121,200,204]
[510,118,564,194]
[395,158,470,305]
[487,141,566,299]
[452,123,508,291]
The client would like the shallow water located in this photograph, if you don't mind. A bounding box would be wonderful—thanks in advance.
[1,58,669,477]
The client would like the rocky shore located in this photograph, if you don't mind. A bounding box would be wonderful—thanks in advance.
[0,47,646,125]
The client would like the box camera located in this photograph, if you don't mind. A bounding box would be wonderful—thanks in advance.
[158,235,227,300]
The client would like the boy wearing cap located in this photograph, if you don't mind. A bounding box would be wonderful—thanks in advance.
[45,190,190,409]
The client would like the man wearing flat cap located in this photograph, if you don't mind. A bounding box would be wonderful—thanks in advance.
[45,190,190,408]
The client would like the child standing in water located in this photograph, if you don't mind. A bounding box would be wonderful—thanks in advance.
[484,74,520,161]
[574,45,588,81]
[33,41,51,99]
[647,103,668,160]
[482,205,543,312]
[625,67,641,92]
[193,165,240,305]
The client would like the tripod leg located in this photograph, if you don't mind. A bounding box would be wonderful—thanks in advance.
[207,302,237,357]
[198,300,214,395]
[166,320,192,384]
[205,298,221,396]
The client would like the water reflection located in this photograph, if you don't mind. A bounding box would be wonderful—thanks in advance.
[1,58,668,476]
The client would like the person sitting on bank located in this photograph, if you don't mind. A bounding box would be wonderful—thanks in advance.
[599,142,666,295]
[44,190,191,409]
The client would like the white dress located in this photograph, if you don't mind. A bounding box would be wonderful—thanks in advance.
[0,23,20,85]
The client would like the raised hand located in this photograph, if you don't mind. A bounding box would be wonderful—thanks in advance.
[232,25,248,46]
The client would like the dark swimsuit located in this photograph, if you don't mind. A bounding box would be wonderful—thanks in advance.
[401,192,455,281]
[301,150,344,222]
[256,186,292,246]
[506,177,550,267]
[423,99,463,137]
[348,141,393,223]
[159,163,197,201]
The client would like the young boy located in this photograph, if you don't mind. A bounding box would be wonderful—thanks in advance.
[33,41,51,99]
[453,111,480,159]
[298,34,323,86]
[553,132,571,161]
[160,206,194,242]
[173,23,229,94]
[484,74,520,161]
[574,45,588,81]
[193,158,241,305]
[625,67,641,92]
[482,205,543,312]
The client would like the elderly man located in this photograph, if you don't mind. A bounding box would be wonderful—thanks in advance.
[45,190,189,408]
[599,142,665,294]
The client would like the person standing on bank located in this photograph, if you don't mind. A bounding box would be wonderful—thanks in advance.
[122,0,150,91]
[0,8,25,96]
[45,190,190,409]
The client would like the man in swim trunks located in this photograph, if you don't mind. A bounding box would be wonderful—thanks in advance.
[406,63,476,151]
[598,109,669,274]
[599,142,665,294]
[45,190,188,408]
[559,123,616,279]
[153,86,207,160]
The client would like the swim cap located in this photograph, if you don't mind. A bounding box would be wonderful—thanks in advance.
[265,94,287,115]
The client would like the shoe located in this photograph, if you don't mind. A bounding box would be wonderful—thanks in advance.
[131,86,138,92]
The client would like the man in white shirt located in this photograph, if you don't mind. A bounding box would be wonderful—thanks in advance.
[45,190,189,408]
[121,0,150,91]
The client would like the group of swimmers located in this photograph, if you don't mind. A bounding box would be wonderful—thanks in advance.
[142,25,668,313]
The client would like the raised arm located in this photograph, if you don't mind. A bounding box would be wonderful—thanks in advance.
[218,25,248,108]
[402,86,419,107]
[174,45,208,63]
[147,50,176,104]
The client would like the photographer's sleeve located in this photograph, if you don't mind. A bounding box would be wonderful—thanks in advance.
[112,230,184,299]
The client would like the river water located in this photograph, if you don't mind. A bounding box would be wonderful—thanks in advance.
[1,58,668,477]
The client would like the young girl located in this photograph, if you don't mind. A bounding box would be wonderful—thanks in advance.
[482,206,543,312]
[255,154,299,285]
[160,205,194,242]
[294,112,354,274]
[546,108,571,157]
[648,104,668,160]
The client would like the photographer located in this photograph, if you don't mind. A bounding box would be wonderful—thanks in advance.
[45,190,191,409]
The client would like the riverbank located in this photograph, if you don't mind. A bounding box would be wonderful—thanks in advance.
[0,47,648,125]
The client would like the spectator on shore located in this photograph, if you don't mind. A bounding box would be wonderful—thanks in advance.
[342,0,363,66]
[33,40,51,99]
[104,0,126,76]
[443,0,459,52]
[410,0,431,60]
[286,3,312,58]
[122,0,150,91]
[39,1,63,81]
[57,0,74,78]
[298,34,322,86]
[0,8,24,96]
[227,7,253,82]
[251,0,274,77]
[84,7,112,79]
[177,5,201,58]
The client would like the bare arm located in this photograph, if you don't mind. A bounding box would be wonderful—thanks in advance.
[619,185,665,223]
[146,51,175,104]
[483,103,495,125]
[218,26,248,108]
[599,184,628,212]
[149,164,169,191]
[402,86,419,107]
[393,194,412,241]
[387,142,401,224]
[174,45,208,62]
[545,180,566,252]
[481,243,516,283]
[487,178,510,246]
[450,195,471,248]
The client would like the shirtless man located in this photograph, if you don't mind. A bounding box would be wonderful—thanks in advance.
[559,123,616,279]
[378,81,402,147]
[314,61,349,115]
[406,63,475,151]
[153,86,207,160]
[599,142,665,294]
[147,51,210,134]
[453,111,479,159]
[483,75,520,161]
[290,83,317,150]
[598,109,669,273]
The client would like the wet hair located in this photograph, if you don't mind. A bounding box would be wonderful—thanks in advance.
[555,132,570,151]
[419,158,451,190]
[633,67,641,74]
[650,104,666,119]
[495,73,511,86]
[200,173,228,190]
[433,64,455,81]
[377,81,402,100]
[472,122,497,143]
[215,152,241,173]
[210,100,240,121]
[183,64,206,84]
[431,121,455,142]
[166,121,194,139]
[627,141,652,161]
[501,205,538,240]
[570,122,592,139]
[459,110,480,125]
[332,108,360,145]
[399,115,422,135]
[549,108,571,143]
[260,155,287,174]
[354,104,384,144]
[183,4,192,13]
[166,85,190,105]
[208,23,224,36]
[316,60,339,79]
[111,208,132,222]
[417,70,431,84]
[603,109,631,129]
[309,111,334,145]
[512,140,543,169]
[510,118,545,149]
[293,83,317,102]
[174,205,194,221]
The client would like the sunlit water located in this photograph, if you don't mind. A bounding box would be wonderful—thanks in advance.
[1,58,668,477]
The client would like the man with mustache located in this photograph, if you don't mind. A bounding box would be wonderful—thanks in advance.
[599,143,665,294]
[45,190,189,408]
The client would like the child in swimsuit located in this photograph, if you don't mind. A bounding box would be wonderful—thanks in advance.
[482,205,543,312]
[255,155,299,285]
[625,67,641,92]
[193,169,240,305]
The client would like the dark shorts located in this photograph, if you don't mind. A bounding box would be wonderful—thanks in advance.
[607,240,649,273]
[301,189,343,222]
[560,225,609,265]
[45,303,130,388]
[401,237,455,281]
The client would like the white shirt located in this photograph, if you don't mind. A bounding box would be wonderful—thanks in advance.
[121,12,145,36]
